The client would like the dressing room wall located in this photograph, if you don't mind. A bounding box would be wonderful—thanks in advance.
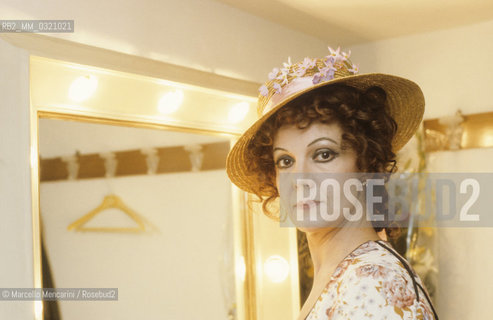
[0,39,31,319]
[0,1,326,319]
[2,0,492,319]
[352,18,493,319]
[0,0,326,83]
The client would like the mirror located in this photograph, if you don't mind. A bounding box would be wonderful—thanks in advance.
[38,117,235,319]
[30,54,260,320]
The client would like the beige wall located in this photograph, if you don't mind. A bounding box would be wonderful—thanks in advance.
[2,0,493,319]
[352,19,493,319]
[0,1,325,319]
[0,0,325,83]
[0,39,33,319]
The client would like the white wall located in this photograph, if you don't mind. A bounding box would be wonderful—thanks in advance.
[351,19,493,119]
[0,0,326,83]
[0,1,327,318]
[4,0,493,318]
[427,149,493,319]
[0,38,33,318]
[352,19,493,320]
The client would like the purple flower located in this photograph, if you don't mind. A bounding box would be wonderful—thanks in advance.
[323,57,336,69]
[272,82,282,94]
[324,67,336,80]
[327,46,344,62]
[312,73,323,84]
[259,84,269,96]
[268,67,279,80]
[312,65,336,84]
[325,55,336,65]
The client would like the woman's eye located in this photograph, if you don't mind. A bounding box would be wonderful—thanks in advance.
[313,149,337,162]
[275,157,294,169]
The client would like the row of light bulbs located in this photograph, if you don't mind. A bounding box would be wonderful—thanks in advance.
[69,76,291,283]
[68,75,251,123]
[237,255,290,283]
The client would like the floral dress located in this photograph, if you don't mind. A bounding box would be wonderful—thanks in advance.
[305,240,438,320]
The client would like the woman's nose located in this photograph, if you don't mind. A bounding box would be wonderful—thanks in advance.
[291,169,315,190]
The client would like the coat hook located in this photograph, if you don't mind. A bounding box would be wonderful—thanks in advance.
[141,147,159,175]
[184,144,204,172]
[61,154,79,180]
[100,152,117,178]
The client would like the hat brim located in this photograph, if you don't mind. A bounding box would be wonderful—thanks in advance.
[226,73,425,195]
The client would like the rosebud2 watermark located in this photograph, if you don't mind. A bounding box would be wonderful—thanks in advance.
[0,20,74,33]
[0,288,117,301]
[278,172,490,228]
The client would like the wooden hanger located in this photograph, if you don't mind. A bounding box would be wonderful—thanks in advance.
[67,194,146,233]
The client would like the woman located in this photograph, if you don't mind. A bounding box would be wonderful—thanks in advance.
[226,47,439,319]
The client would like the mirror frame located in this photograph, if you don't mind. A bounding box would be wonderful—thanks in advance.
[0,33,260,320]
[34,111,254,320]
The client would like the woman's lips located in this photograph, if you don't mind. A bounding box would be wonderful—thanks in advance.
[294,200,320,210]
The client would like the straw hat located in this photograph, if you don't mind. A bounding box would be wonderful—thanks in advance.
[226,46,425,195]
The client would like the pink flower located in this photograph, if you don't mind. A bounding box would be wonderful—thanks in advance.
[294,67,307,77]
[342,49,351,61]
[326,46,352,67]
[276,73,289,85]
[301,57,316,69]
[351,242,378,257]
[326,305,337,318]
[355,264,389,279]
[282,56,293,70]
[348,63,359,74]
[332,259,352,279]
[418,300,435,320]
[382,275,416,308]
[328,46,341,58]
[277,57,292,85]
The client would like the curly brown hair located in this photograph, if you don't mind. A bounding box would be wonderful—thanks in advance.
[247,83,401,239]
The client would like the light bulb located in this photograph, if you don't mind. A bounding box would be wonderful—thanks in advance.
[236,256,246,282]
[158,90,184,114]
[228,102,250,123]
[68,75,98,102]
[35,300,43,318]
[264,255,290,283]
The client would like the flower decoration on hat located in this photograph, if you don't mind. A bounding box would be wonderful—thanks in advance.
[257,46,359,116]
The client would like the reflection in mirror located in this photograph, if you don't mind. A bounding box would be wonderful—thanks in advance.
[38,117,235,319]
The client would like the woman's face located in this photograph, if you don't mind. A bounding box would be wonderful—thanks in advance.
[273,121,363,229]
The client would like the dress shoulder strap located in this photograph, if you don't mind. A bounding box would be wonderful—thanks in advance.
[374,240,439,320]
